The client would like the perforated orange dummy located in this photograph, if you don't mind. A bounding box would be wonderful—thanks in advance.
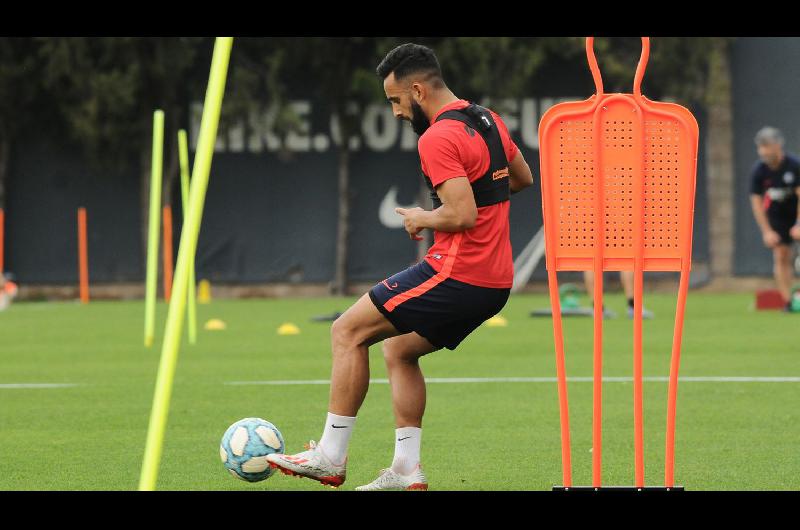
[538,37,698,490]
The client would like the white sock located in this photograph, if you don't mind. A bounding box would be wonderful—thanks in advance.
[391,426,422,475]
[318,412,356,465]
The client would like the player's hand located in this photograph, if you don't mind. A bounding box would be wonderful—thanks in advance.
[790,224,800,241]
[395,207,425,241]
[763,230,781,248]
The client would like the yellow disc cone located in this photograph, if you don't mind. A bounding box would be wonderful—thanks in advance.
[277,322,301,335]
[204,318,226,330]
[484,315,508,327]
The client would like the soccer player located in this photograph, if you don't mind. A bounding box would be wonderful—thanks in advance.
[748,127,800,311]
[267,43,533,490]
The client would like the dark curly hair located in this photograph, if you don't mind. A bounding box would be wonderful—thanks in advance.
[376,43,444,88]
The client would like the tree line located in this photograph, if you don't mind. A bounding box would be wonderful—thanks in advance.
[0,37,729,292]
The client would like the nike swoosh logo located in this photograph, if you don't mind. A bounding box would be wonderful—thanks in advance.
[379,185,418,229]
[397,436,412,441]
[331,425,348,429]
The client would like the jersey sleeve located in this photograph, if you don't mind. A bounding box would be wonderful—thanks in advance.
[750,164,764,195]
[418,130,468,188]
[491,111,520,162]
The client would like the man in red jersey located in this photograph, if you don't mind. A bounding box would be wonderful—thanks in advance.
[267,43,534,490]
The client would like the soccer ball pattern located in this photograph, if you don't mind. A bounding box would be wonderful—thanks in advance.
[220,417,285,482]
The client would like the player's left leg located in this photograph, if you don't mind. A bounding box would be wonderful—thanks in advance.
[768,216,795,308]
[584,270,617,318]
[383,332,439,428]
[267,293,401,487]
[773,243,794,309]
[356,332,437,491]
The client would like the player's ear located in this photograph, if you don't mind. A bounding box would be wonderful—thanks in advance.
[410,81,425,103]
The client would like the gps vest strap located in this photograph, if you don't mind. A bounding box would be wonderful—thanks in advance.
[422,103,510,209]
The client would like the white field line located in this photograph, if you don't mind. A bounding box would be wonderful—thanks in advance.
[0,383,80,389]
[224,376,800,386]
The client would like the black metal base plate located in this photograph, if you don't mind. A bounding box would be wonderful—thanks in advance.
[310,311,343,322]
[530,307,594,317]
[553,486,685,491]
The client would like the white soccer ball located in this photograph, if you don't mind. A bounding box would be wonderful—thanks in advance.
[220,417,285,482]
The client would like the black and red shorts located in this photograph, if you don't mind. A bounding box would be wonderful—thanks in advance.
[768,211,798,245]
[368,261,510,350]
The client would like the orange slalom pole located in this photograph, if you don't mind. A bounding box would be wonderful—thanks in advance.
[77,207,89,304]
[591,264,604,488]
[633,266,645,488]
[162,205,174,302]
[632,104,646,489]
[547,268,572,487]
[665,269,690,487]
[591,103,605,488]
[0,208,4,273]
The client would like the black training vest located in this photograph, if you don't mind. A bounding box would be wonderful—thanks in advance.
[421,103,510,209]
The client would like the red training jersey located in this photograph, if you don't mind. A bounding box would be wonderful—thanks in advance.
[418,99,519,289]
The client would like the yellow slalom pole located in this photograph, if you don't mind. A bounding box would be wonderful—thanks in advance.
[178,129,197,345]
[144,110,165,347]
[139,37,233,491]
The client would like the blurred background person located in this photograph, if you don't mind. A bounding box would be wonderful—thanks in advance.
[584,271,655,319]
[749,126,800,312]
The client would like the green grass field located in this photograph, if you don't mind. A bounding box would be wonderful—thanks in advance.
[0,292,798,490]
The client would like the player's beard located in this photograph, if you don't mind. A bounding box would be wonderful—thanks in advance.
[410,100,430,136]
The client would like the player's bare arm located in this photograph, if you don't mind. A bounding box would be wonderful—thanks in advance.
[750,193,781,247]
[395,176,477,239]
[508,150,533,194]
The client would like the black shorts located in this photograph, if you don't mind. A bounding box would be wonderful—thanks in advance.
[768,212,797,245]
[369,261,510,351]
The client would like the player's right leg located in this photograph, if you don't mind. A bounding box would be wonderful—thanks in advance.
[266,293,402,487]
[768,215,796,309]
